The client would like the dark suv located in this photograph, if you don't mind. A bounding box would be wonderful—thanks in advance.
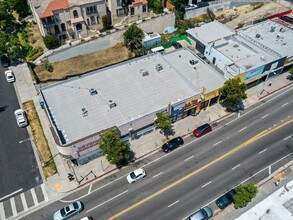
[216,189,237,209]
[162,137,184,153]
[1,55,10,68]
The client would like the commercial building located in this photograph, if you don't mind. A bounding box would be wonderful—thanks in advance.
[186,20,291,87]
[40,48,226,164]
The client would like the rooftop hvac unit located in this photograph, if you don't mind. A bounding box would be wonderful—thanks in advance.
[255,34,261,38]
[89,88,97,95]
[189,60,198,65]
[156,64,163,71]
[140,69,149,76]
[270,26,275,32]
[233,43,239,47]
[108,100,117,109]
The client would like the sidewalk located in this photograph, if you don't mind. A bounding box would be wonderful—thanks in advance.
[11,64,293,207]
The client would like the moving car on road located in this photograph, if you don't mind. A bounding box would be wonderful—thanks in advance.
[127,168,146,183]
[162,136,184,153]
[53,201,83,220]
[4,70,15,83]
[193,123,212,137]
[216,189,237,209]
[188,206,213,220]
[14,109,28,127]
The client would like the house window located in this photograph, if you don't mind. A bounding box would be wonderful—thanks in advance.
[54,25,60,34]
[73,10,78,18]
[90,16,96,25]
[143,5,147,12]
[76,23,82,31]
[130,8,134,15]
[86,6,97,14]
[61,23,66,31]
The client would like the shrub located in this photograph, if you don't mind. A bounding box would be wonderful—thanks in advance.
[43,35,59,49]
[45,61,54,72]
[26,51,43,61]
[234,182,258,209]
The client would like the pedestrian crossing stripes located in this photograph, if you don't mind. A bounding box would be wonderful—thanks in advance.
[0,184,49,220]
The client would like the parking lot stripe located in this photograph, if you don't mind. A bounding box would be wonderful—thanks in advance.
[30,189,39,206]
[10,197,17,217]
[0,202,5,220]
[40,184,49,202]
[20,193,28,212]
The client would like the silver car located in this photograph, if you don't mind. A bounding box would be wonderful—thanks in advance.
[53,201,83,220]
[188,206,213,220]
[14,109,28,128]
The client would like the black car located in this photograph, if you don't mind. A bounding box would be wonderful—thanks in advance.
[162,137,184,153]
[172,41,182,49]
[1,55,10,68]
[216,189,237,209]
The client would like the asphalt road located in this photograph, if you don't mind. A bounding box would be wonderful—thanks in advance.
[0,65,42,201]
[23,86,293,220]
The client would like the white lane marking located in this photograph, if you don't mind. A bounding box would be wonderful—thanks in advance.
[213,141,222,146]
[31,188,39,206]
[282,102,288,107]
[0,202,5,220]
[284,136,291,141]
[168,200,179,208]
[202,181,212,188]
[152,172,163,179]
[86,190,128,213]
[0,188,23,201]
[88,184,93,194]
[20,193,28,211]
[184,156,194,161]
[258,149,267,154]
[40,184,49,202]
[232,164,241,170]
[239,127,247,132]
[261,114,269,119]
[10,197,17,217]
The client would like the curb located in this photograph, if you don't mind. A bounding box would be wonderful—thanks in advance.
[258,81,293,100]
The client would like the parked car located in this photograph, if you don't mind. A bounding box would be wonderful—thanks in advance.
[172,41,182,49]
[14,109,28,128]
[53,201,83,220]
[188,206,213,220]
[185,4,198,11]
[197,2,209,8]
[162,136,184,153]
[193,123,212,137]
[127,168,146,183]
[216,189,237,209]
[4,70,15,83]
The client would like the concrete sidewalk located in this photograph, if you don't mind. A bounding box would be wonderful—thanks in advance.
[10,64,293,209]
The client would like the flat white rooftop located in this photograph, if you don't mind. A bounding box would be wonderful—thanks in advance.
[186,21,235,44]
[215,36,277,71]
[239,19,293,58]
[41,49,226,145]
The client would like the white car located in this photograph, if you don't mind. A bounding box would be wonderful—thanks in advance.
[14,109,28,128]
[5,70,15,83]
[53,201,83,220]
[126,168,146,183]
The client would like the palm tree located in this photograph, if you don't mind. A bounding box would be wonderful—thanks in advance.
[123,23,144,52]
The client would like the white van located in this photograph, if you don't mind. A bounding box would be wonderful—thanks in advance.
[150,46,165,54]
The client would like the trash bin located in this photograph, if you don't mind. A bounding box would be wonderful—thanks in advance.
[40,101,45,109]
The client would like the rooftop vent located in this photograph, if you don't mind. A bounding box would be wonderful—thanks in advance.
[156,64,163,71]
[233,43,239,47]
[255,34,261,38]
[140,69,149,76]
[89,88,97,95]
[81,108,88,117]
[189,60,198,65]
[108,100,117,109]
[270,26,275,32]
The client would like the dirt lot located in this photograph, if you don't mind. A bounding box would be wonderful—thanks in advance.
[215,2,290,29]
[34,43,129,82]
[25,21,46,50]
[23,100,57,178]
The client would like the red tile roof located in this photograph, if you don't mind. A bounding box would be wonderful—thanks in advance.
[41,0,69,18]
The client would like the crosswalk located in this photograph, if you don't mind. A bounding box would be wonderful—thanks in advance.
[0,184,49,220]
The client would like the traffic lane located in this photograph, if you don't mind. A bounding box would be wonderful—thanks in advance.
[115,124,292,220]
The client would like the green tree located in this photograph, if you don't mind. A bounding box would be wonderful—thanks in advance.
[99,129,130,167]
[234,182,258,209]
[148,0,163,14]
[45,61,54,72]
[172,0,185,24]
[123,23,144,52]
[0,30,21,59]
[220,78,247,110]
[43,35,59,49]
[4,0,29,18]
[155,112,172,137]
[0,1,13,30]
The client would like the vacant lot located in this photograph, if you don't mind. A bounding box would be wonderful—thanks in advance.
[34,43,129,82]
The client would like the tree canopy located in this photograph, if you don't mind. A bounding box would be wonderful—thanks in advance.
[99,129,130,167]
[289,67,293,79]
[123,23,144,52]
[155,112,172,136]
[148,0,163,14]
[234,182,258,209]
[220,78,247,109]
[5,0,30,18]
